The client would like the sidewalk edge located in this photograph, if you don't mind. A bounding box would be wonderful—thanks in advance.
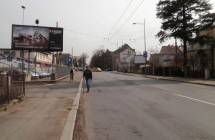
[60,78,83,140]
[112,71,215,87]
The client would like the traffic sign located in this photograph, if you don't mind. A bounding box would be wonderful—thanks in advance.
[143,51,148,58]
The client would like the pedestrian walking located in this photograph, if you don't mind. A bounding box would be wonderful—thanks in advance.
[83,66,92,93]
[70,68,74,81]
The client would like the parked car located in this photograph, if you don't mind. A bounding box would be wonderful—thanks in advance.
[92,67,102,72]
[39,72,51,78]
[104,68,112,71]
[30,72,39,79]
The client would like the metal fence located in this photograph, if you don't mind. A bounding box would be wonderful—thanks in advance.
[54,66,71,78]
[0,74,8,104]
[0,73,25,105]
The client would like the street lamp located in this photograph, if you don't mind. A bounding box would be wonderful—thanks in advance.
[21,5,26,24]
[133,19,147,77]
[21,5,26,73]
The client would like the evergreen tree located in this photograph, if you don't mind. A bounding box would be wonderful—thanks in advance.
[156,0,214,70]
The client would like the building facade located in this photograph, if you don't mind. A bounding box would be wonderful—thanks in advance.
[187,27,215,78]
[113,44,136,72]
[149,45,183,76]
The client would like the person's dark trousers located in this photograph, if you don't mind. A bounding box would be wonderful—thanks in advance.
[86,79,90,92]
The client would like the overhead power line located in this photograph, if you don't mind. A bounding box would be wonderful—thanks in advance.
[109,0,145,41]
[64,28,104,39]
[107,0,134,36]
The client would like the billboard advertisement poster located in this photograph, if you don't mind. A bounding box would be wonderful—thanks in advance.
[134,55,146,64]
[11,25,63,52]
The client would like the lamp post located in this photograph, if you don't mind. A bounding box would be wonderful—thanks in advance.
[21,5,26,24]
[34,19,39,75]
[133,19,147,77]
[21,5,26,73]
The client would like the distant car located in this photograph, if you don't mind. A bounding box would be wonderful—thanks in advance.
[39,72,51,78]
[78,67,83,71]
[30,72,39,79]
[97,68,102,72]
[104,68,112,71]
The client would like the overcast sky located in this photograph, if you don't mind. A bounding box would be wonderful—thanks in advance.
[1,0,215,59]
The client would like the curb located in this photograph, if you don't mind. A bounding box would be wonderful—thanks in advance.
[60,78,83,140]
[148,76,215,87]
[112,71,215,87]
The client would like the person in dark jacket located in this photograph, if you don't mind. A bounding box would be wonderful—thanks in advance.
[83,66,92,93]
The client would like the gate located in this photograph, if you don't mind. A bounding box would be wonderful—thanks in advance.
[0,74,9,104]
[0,73,25,105]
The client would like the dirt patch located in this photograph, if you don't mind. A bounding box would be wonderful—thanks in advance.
[73,95,88,140]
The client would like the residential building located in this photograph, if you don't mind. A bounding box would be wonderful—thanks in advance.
[113,44,136,72]
[0,49,54,73]
[149,45,183,76]
[187,27,215,78]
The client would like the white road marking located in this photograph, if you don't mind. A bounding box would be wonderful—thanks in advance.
[174,93,215,106]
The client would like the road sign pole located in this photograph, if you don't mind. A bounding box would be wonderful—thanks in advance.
[144,19,147,77]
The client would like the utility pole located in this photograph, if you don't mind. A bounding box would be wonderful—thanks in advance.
[133,19,148,77]
[175,37,178,69]
[143,19,147,77]
[72,47,74,68]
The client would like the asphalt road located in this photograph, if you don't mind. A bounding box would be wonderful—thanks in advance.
[83,72,215,140]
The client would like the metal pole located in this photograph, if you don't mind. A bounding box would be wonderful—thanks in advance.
[34,21,39,76]
[28,50,30,73]
[175,37,178,75]
[72,47,74,68]
[144,19,147,77]
[21,6,26,73]
[52,53,54,74]
[35,52,37,74]
[22,8,25,25]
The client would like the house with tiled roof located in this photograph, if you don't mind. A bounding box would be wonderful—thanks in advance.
[112,44,135,72]
[149,45,183,76]
[187,27,215,78]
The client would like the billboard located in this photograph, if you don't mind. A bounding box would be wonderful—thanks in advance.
[134,55,146,64]
[12,24,63,51]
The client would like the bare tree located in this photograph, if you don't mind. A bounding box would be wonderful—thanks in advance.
[90,49,113,70]
[78,53,88,69]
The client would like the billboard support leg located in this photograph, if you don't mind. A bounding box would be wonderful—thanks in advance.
[28,50,30,73]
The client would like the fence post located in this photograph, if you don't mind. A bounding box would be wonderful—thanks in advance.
[23,73,25,96]
[6,73,10,104]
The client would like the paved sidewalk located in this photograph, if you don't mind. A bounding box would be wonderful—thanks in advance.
[112,71,215,87]
[0,72,82,140]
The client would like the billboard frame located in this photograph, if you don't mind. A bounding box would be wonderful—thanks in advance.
[11,24,63,52]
